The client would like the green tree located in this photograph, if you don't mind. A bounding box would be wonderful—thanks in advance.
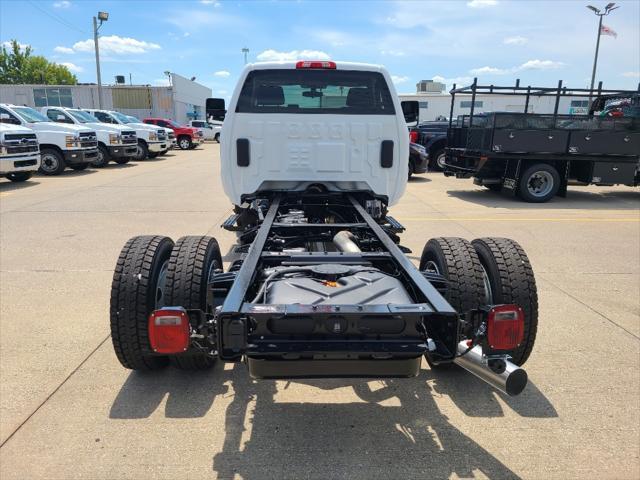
[0,39,77,85]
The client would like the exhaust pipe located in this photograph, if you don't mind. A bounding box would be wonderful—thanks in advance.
[333,231,361,253]
[453,341,528,396]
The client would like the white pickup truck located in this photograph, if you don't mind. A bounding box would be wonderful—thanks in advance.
[84,109,168,160]
[188,120,221,143]
[0,103,98,175]
[41,107,137,167]
[0,123,41,182]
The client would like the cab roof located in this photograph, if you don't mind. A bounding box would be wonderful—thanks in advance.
[245,61,384,72]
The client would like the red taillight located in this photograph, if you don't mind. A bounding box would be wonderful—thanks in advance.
[148,307,190,354]
[296,60,336,69]
[409,130,418,143]
[487,304,524,351]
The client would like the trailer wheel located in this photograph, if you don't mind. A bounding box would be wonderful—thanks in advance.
[110,235,174,370]
[518,163,560,202]
[472,238,538,365]
[164,236,223,370]
[420,238,485,368]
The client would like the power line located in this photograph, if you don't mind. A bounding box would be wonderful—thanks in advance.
[27,0,88,35]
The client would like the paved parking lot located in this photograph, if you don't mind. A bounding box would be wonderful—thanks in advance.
[1,143,638,479]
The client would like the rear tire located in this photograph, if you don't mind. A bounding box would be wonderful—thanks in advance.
[430,149,446,171]
[7,172,32,182]
[518,163,560,203]
[110,235,174,370]
[420,237,485,368]
[164,236,223,370]
[472,238,538,365]
[39,148,66,175]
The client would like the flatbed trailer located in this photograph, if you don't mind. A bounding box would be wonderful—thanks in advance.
[443,79,640,202]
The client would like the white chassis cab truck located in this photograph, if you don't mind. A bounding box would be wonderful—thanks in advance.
[109,61,538,397]
[84,109,167,160]
[41,107,137,167]
[0,123,41,182]
[0,104,98,175]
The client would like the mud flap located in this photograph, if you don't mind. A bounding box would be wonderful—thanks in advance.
[501,158,521,197]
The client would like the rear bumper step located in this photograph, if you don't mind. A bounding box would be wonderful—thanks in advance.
[247,356,422,379]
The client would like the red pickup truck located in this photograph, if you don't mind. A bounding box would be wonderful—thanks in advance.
[142,118,204,150]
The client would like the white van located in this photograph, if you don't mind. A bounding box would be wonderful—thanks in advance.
[220,61,409,206]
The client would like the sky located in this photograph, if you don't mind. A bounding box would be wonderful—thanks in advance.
[1,0,638,100]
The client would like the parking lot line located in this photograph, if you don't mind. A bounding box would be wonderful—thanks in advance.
[399,216,640,222]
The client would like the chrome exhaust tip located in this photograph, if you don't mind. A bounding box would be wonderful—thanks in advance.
[453,341,528,396]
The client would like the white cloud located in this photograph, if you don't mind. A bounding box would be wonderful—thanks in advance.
[54,46,74,54]
[60,62,83,73]
[200,0,220,5]
[622,71,640,78]
[519,59,564,70]
[504,36,527,46]
[256,49,330,62]
[470,59,564,76]
[391,75,409,84]
[53,1,71,8]
[214,70,230,77]
[470,66,510,75]
[183,32,191,37]
[2,41,30,52]
[71,35,161,55]
[467,0,498,8]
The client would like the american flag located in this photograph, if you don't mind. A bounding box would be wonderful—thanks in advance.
[600,24,618,38]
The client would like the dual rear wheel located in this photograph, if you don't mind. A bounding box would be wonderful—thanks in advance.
[420,236,538,367]
[110,235,222,371]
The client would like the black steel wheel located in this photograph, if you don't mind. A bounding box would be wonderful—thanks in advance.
[472,237,538,365]
[164,236,223,370]
[39,148,66,175]
[110,235,174,370]
[134,140,149,160]
[92,144,111,167]
[420,237,485,367]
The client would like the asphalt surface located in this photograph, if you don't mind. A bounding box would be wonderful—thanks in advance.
[1,143,638,479]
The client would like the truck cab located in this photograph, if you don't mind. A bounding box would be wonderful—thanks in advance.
[188,119,221,143]
[220,60,410,207]
[0,123,41,182]
[143,118,204,150]
[0,103,98,175]
[41,107,137,167]
[83,109,168,160]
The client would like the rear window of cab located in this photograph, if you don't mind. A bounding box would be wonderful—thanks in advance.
[236,69,396,115]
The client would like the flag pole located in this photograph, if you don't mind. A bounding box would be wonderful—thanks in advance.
[588,14,603,108]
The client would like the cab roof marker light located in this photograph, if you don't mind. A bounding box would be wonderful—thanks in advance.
[296,61,337,69]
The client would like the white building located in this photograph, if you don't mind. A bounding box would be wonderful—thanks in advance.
[0,73,212,124]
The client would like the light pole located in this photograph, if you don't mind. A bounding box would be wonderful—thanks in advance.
[93,11,109,109]
[586,3,619,106]
[242,47,249,65]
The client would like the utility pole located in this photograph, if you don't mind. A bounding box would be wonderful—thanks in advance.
[242,47,249,65]
[93,11,109,109]
[586,3,619,107]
